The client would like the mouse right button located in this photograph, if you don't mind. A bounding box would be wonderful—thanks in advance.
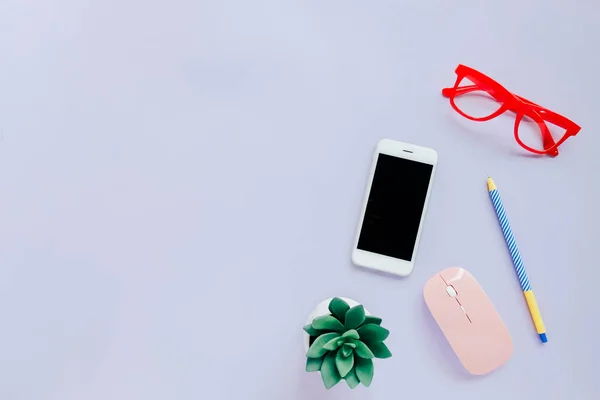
[454,270,513,375]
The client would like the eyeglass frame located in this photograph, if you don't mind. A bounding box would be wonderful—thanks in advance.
[442,64,581,157]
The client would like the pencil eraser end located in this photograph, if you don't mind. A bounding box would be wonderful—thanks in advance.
[539,333,548,343]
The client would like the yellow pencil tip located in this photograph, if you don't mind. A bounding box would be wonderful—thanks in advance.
[487,177,496,191]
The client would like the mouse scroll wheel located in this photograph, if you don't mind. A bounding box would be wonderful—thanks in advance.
[445,285,458,297]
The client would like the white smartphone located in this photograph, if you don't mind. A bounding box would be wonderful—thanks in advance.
[352,139,438,276]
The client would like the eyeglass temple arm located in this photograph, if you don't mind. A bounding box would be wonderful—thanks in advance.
[443,85,558,153]
[446,86,576,132]
[442,85,504,102]
[515,95,578,153]
[514,94,579,133]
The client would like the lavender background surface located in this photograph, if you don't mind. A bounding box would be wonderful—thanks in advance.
[0,1,598,399]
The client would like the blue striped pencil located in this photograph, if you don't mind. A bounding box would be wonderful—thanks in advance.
[487,177,547,343]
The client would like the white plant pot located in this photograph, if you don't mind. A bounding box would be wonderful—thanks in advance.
[304,297,370,352]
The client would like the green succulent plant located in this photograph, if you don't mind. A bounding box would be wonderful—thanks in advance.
[304,297,392,389]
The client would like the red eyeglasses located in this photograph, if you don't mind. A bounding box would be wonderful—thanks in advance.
[442,64,580,157]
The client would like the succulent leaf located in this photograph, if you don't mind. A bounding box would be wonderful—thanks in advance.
[328,298,350,323]
[323,337,344,351]
[307,332,340,358]
[357,324,389,343]
[354,340,375,359]
[303,324,321,337]
[355,357,374,387]
[341,344,353,357]
[312,315,345,332]
[368,341,392,359]
[335,349,355,378]
[345,368,360,389]
[344,305,366,330]
[344,342,356,349]
[341,329,359,340]
[320,351,342,389]
[306,356,324,372]
[363,316,382,326]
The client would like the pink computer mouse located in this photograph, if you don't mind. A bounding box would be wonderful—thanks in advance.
[424,267,513,375]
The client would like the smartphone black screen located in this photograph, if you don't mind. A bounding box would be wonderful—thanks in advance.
[357,154,434,261]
